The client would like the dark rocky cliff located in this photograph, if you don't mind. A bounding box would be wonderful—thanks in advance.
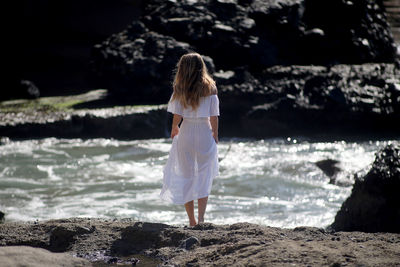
[4,0,400,139]
[91,0,397,103]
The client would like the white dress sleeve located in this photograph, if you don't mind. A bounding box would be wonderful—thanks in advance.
[167,97,184,116]
[209,95,220,116]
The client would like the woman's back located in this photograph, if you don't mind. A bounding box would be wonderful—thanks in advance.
[160,52,219,226]
[167,94,219,118]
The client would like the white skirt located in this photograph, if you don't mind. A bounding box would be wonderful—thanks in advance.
[160,117,219,205]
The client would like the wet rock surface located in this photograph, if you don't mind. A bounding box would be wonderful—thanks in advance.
[0,218,399,266]
[0,90,168,140]
[332,144,400,233]
[0,105,168,140]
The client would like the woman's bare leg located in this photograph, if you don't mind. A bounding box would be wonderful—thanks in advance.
[184,201,197,226]
[198,197,208,223]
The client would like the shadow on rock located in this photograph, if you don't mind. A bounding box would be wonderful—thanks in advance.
[110,222,184,256]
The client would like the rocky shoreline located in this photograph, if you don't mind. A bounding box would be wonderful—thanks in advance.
[1,62,399,141]
[0,104,167,140]
[1,145,399,266]
[0,90,168,140]
[1,218,399,267]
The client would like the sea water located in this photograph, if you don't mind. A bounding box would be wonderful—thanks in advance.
[0,137,398,228]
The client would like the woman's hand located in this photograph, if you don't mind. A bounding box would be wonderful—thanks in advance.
[171,125,180,139]
[210,116,219,144]
[213,132,219,144]
[171,114,182,139]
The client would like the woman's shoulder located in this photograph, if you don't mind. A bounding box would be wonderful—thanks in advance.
[210,86,218,95]
[204,86,218,98]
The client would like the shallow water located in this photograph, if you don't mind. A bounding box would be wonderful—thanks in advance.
[0,137,398,228]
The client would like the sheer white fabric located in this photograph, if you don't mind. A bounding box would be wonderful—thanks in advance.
[166,94,220,118]
[160,94,220,205]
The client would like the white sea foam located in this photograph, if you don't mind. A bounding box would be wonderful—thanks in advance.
[0,137,398,228]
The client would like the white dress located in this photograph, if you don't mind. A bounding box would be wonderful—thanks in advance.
[160,94,220,205]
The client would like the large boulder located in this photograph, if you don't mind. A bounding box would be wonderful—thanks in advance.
[223,64,400,138]
[331,144,400,233]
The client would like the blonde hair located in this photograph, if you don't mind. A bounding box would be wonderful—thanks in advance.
[171,52,216,110]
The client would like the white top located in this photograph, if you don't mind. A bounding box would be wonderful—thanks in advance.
[167,94,220,118]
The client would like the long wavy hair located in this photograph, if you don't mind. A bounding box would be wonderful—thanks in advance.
[171,53,216,110]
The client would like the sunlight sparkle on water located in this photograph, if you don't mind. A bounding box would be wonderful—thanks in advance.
[1,137,398,228]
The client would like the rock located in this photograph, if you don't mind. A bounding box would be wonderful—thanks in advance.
[0,211,4,223]
[0,80,40,101]
[0,105,168,140]
[301,0,396,64]
[180,236,200,250]
[140,0,395,69]
[91,0,396,106]
[90,22,197,104]
[2,64,399,140]
[233,64,400,138]
[315,159,342,184]
[111,221,173,255]
[49,224,93,252]
[19,80,40,99]
[0,246,89,267]
[331,144,400,233]
[1,219,400,266]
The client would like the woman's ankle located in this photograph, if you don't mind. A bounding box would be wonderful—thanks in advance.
[189,219,197,226]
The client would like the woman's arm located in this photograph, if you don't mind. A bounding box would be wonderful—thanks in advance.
[210,116,219,143]
[171,114,182,138]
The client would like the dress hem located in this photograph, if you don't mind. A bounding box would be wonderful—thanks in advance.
[160,192,211,205]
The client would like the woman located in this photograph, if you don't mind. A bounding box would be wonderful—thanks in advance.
[160,52,220,226]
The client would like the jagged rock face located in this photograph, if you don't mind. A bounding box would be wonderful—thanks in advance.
[331,144,400,233]
[301,0,396,64]
[141,0,395,69]
[220,64,400,138]
[91,22,193,103]
[91,0,396,105]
